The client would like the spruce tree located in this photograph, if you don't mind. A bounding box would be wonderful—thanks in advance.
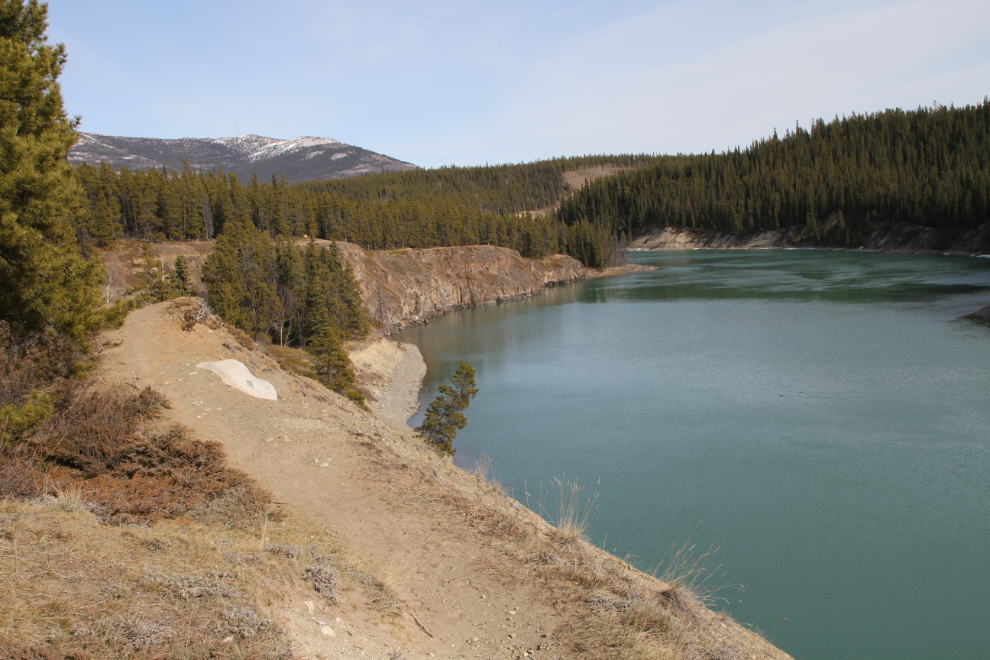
[415,362,478,456]
[0,0,103,346]
[201,220,248,327]
[137,242,170,302]
[170,254,192,296]
[308,320,363,405]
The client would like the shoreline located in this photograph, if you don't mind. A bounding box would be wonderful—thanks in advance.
[363,265,657,424]
[349,336,427,433]
[629,223,990,257]
[374,340,427,432]
[631,244,990,258]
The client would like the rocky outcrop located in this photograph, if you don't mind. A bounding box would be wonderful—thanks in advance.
[123,241,652,335]
[331,242,590,333]
[631,216,990,254]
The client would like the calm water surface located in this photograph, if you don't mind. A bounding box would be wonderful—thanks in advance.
[398,250,990,660]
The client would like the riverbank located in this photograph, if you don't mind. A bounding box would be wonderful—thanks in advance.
[349,337,427,432]
[77,300,791,659]
[331,242,658,334]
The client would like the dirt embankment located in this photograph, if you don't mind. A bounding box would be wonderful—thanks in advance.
[631,216,990,255]
[84,301,791,660]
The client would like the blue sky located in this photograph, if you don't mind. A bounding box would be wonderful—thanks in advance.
[48,0,989,168]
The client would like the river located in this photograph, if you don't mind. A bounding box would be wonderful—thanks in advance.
[398,249,990,660]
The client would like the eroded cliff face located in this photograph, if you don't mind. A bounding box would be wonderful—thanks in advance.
[330,242,589,333]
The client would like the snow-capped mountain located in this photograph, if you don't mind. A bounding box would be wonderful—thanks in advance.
[69,133,415,184]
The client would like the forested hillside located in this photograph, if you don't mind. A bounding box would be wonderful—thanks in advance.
[71,154,655,267]
[70,101,990,270]
[556,101,990,245]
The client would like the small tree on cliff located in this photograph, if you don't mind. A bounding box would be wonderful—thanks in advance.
[415,362,478,456]
[308,320,364,405]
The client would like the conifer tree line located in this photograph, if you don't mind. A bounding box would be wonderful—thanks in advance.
[555,101,990,244]
[200,220,368,403]
[70,155,657,268]
[70,103,990,269]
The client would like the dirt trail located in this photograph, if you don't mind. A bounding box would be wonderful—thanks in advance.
[98,301,790,660]
[99,303,578,659]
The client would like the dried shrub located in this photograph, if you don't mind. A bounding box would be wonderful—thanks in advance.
[0,460,46,499]
[167,297,219,332]
[264,543,303,559]
[227,326,256,350]
[303,562,340,605]
[1,647,63,660]
[0,323,90,448]
[0,386,272,526]
[39,387,167,476]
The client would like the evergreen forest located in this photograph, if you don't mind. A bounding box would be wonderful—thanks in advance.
[556,101,990,244]
[70,101,990,271]
[71,155,656,268]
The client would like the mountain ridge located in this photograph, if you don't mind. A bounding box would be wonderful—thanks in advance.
[69,132,417,184]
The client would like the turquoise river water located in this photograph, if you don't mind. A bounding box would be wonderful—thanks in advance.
[398,250,990,660]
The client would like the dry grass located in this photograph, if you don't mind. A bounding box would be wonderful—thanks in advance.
[550,477,599,545]
[0,495,292,658]
[428,465,769,660]
[0,490,376,660]
[0,461,405,659]
[266,345,316,380]
[469,452,502,492]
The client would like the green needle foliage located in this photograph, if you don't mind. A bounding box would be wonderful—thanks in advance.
[0,0,104,346]
[170,254,193,296]
[0,1,110,447]
[556,102,990,240]
[415,362,478,456]
[308,321,364,405]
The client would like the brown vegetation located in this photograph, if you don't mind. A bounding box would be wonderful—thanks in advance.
[1,384,270,527]
[429,468,771,660]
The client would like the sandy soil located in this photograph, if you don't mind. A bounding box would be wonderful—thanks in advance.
[98,304,573,659]
[349,339,426,433]
[95,300,790,660]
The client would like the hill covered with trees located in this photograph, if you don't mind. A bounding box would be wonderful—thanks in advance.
[556,101,990,247]
[71,154,656,268]
[70,102,990,273]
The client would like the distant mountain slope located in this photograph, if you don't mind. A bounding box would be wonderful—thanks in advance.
[69,132,417,183]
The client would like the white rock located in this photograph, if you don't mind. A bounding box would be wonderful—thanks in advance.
[320,625,335,637]
[196,360,277,400]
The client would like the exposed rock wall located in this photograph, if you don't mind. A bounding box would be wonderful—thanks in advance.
[330,242,589,333]
[631,216,990,254]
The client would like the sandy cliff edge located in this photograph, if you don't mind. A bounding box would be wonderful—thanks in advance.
[92,300,791,660]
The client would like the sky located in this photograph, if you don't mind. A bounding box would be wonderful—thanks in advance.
[48,0,990,169]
